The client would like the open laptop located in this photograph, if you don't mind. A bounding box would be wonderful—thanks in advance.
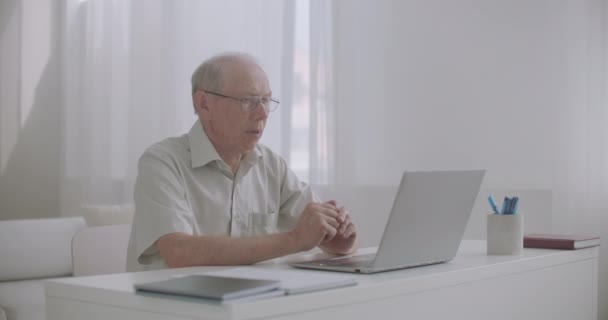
[291,170,485,274]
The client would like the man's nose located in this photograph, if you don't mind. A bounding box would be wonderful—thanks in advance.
[251,101,270,118]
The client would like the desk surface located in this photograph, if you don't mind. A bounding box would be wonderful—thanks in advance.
[45,240,599,320]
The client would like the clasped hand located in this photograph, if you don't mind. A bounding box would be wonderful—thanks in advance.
[290,200,357,255]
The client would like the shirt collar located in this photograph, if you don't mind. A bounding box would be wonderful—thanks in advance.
[188,120,222,168]
[188,120,264,169]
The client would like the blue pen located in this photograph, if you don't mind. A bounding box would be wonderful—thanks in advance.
[511,196,519,214]
[488,196,499,214]
[506,198,513,214]
[500,197,510,214]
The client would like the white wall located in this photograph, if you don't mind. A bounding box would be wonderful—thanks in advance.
[334,0,564,188]
[0,0,62,220]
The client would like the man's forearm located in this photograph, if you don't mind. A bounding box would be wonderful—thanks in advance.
[157,232,302,268]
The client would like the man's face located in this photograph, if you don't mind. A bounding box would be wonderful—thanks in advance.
[200,62,271,156]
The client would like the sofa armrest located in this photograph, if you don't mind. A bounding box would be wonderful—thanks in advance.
[0,305,6,320]
[0,217,86,281]
[0,278,55,320]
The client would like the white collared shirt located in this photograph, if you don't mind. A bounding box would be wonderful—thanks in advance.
[126,121,317,271]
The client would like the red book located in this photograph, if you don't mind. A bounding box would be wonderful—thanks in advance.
[524,234,600,250]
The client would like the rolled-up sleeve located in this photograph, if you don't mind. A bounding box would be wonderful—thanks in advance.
[277,157,320,231]
[132,148,193,265]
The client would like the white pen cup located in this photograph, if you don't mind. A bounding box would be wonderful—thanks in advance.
[486,212,524,255]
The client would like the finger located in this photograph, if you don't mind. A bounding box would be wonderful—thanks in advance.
[339,214,351,234]
[319,202,338,212]
[344,224,356,238]
[316,205,340,219]
[323,233,337,243]
[323,215,340,229]
[337,207,347,223]
[304,203,337,219]
[322,234,331,243]
[337,214,348,234]
[325,200,337,206]
[322,222,338,241]
[339,222,353,238]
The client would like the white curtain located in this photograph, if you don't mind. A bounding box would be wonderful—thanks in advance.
[308,0,335,184]
[553,0,608,313]
[59,0,334,215]
[552,0,608,236]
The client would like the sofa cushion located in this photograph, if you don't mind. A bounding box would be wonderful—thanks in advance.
[81,204,134,226]
[0,217,86,281]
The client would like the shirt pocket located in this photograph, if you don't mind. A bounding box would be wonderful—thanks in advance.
[247,211,278,237]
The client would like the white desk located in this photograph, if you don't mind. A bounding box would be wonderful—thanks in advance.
[45,241,598,320]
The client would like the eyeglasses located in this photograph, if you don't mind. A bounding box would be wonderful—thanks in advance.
[203,90,279,112]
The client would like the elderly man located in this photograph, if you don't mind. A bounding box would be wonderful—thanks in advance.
[127,52,357,271]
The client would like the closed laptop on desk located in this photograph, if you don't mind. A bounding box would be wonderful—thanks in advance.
[134,275,282,301]
[291,170,485,274]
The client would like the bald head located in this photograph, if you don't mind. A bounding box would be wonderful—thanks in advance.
[190,52,264,96]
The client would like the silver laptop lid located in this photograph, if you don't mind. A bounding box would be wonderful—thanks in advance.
[372,170,484,269]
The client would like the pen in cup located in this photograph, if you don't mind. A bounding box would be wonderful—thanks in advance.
[510,196,519,215]
[487,196,499,214]
[489,195,520,214]
[500,197,509,214]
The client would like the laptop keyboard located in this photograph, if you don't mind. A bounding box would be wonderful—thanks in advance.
[318,253,377,267]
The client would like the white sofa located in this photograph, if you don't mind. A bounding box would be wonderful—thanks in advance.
[0,217,131,320]
[0,217,85,320]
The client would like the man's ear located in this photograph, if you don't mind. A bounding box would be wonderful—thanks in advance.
[193,91,210,115]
